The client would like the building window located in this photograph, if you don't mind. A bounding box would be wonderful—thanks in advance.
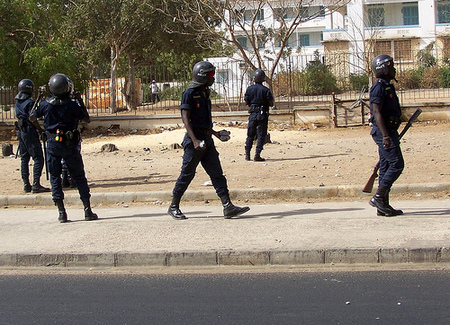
[367,5,385,27]
[244,9,264,22]
[394,40,412,61]
[372,40,412,61]
[257,36,265,49]
[216,71,229,85]
[237,36,247,49]
[437,1,450,23]
[299,34,310,47]
[402,2,419,25]
[274,7,296,20]
[286,34,297,48]
[372,41,392,57]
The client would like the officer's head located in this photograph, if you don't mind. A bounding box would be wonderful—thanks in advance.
[15,79,34,100]
[253,69,266,83]
[192,61,215,87]
[48,73,73,97]
[372,54,396,81]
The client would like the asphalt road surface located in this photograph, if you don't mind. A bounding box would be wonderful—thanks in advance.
[0,268,448,324]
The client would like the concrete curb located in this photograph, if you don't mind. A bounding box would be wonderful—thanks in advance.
[0,247,448,268]
[1,182,449,206]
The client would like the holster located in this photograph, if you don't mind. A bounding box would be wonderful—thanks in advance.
[248,105,263,114]
[387,116,401,130]
[17,118,30,132]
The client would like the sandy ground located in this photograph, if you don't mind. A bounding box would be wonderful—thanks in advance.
[0,120,449,202]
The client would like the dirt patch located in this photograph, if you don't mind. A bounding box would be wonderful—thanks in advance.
[0,120,449,203]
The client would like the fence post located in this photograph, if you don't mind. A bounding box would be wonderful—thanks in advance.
[331,92,337,127]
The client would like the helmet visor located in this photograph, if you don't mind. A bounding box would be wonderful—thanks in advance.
[207,70,215,79]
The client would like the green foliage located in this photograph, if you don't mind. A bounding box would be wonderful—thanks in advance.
[439,66,450,88]
[23,40,89,89]
[399,68,423,89]
[417,42,436,68]
[300,56,338,95]
[349,73,369,91]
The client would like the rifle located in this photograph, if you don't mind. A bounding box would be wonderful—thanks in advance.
[32,86,48,180]
[362,108,422,193]
[42,133,49,180]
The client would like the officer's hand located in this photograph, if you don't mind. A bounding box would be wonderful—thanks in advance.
[40,131,47,142]
[73,91,82,101]
[193,139,206,151]
[382,136,391,149]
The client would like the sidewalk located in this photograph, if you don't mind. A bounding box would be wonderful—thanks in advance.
[1,197,449,268]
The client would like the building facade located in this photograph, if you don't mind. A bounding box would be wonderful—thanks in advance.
[209,0,450,98]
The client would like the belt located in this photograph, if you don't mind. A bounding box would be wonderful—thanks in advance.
[193,128,212,136]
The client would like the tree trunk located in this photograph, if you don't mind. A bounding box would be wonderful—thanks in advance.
[110,45,118,113]
[127,53,137,111]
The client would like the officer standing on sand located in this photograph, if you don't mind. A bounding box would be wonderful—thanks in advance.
[168,61,250,220]
[30,73,98,223]
[14,79,50,193]
[368,54,404,217]
[244,69,274,162]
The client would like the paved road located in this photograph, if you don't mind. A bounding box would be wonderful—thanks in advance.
[1,199,449,267]
[0,269,448,324]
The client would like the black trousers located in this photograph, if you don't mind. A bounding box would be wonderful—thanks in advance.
[245,112,268,154]
[17,128,44,182]
[172,134,229,200]
[371,127,404,189]
[47,140,90,201]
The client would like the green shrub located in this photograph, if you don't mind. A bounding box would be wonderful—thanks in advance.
[439,66,450,88]
[399,68,423,89]
[302,60,339,95]
[349,73,369,91]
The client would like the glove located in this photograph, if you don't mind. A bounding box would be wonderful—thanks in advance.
[219,130,231,141]
[40,132,47,141]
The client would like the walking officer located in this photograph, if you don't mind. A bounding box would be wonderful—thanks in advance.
[30,73,98,223]
[244,69,274,161]
[14,79,50,193]
[368,54,404,217]
[168,61,250,220]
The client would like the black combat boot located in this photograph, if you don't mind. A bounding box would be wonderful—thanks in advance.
[23,179,32,193]
[377,189,403,216]
[369,187,394,216]
[54,199,68,223]
[82,198,98,221]
[245,150,251,161]
[254,152,265,162]
[31,180,51,193]
[220,195,250,219]
[167,196,187,220]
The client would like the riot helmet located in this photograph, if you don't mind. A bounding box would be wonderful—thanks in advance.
[15,79,35,100]
[18,79,34,94]
[48,73,73,97]
[192,61,215,87]
[253,69,266,83]
[372,54,395,79]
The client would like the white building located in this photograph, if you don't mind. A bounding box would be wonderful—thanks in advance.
[209,0,450,98]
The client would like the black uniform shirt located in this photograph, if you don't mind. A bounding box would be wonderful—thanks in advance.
[15,98,34,120]
[180,87,213,130]
[33,96,87,133]
[369,78,401,127]
[244,83,273,111]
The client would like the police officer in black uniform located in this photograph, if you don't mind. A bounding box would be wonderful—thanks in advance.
[244,69,274,161]
[168,61,250,220]
[30,73,98,223]
[369,54,404,217]
[14,79,50,193]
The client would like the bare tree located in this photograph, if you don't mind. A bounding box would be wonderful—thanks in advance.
[157,0,349,89]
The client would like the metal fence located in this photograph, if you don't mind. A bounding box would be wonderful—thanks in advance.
[2,50,450,122]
